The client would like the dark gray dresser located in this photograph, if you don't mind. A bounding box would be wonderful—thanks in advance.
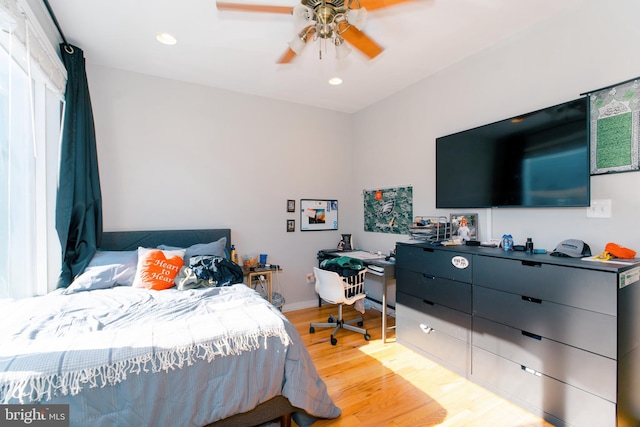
[395,241,640,427]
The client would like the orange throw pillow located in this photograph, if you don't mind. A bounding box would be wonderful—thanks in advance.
[134,248,185,290]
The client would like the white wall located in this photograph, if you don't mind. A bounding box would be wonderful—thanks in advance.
[88,65,357,309]
[351,0,640,255]
[88,0,640,309]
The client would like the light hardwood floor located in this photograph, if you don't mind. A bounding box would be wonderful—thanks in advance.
[285,305,554,427]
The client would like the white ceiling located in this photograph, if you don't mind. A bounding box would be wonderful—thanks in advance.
[47,0,578,113]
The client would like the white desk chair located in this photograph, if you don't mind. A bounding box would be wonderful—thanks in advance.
[309,266,370,345]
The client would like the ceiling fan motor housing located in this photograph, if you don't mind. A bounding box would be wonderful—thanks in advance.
[304,0,347,10]
[317,9,336,37]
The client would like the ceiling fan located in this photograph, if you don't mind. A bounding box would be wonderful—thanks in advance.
[216,0,414,63]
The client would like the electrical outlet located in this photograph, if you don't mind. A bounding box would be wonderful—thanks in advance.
[306,273,315,284]
[587,199,612,218]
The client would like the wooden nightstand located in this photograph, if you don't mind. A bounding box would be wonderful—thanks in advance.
[243,267,275,303]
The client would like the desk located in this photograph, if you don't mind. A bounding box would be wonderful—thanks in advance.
[243,267,273,303]
[317,249,396,343]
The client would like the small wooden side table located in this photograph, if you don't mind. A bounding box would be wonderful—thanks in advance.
[243,267,273,303]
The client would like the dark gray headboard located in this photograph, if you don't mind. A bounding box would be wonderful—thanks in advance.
[99,229,231,252]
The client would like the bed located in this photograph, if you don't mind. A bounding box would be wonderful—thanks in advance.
[0,229,340,426]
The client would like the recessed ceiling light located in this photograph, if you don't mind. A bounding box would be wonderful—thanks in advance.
[156,33,177,46]
[328,77,343,86]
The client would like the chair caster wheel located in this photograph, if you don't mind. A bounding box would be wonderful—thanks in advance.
[310,327,315,333]
[364,333,371,341]
[328,315,335,323]
[357,321,364,327]
[331,336,337,346]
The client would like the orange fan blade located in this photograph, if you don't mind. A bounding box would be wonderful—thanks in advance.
[277,48,297,64]
[357,0,415,11]
[216,2,294,14]
[341,26,383,59]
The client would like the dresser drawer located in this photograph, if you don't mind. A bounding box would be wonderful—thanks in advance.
[471,347,616,427]
[397,301,470,374]
[397,292,471,341]
[396,244,472,283]
[472,347,615,427]
[473,286,617,359]
[473,286,616,358]
[474,255,616,315]
[473,316,616,402]
[396,268,471,313]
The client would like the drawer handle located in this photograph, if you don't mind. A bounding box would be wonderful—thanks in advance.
[521,260,542,268]
[521,365,542,377]
[422,299,435,306]
[419,323,434,334]
[521,295,542,304]
[521,330,542,341]
[422,248,435,253]
[422,274,436,280]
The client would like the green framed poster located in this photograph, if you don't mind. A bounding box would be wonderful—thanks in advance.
[363,186,413,234]
[589,77,640,175]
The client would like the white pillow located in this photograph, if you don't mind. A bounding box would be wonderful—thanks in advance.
[64,250,138,294]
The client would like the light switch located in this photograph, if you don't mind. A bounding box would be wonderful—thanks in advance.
[586,199,612,218]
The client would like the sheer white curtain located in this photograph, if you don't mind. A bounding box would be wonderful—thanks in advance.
[0,0,64,299]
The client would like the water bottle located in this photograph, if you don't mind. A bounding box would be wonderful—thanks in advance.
[230,244,239,264]
[502,234,514,251]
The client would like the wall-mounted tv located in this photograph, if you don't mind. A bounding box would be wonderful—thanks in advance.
[436,97,590,208]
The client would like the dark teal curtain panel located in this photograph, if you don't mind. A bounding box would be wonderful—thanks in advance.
[56,44,103,288]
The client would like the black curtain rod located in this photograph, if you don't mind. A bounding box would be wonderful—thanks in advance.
[580,76,640,96]
[42,0,69,48]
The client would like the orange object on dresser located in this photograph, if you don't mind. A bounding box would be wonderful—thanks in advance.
[605,242,636,259]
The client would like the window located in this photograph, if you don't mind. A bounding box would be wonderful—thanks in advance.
[0,1,64,299]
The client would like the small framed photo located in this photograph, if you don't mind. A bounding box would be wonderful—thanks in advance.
[287,199,295,213]
[287,219,295,232]
[450,213,478,242]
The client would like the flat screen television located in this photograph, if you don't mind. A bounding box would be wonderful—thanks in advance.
[436,97,590,208]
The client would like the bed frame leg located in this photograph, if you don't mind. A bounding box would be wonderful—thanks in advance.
[280,413,292,427]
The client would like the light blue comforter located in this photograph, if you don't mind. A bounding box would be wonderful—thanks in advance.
[0,285,340,426]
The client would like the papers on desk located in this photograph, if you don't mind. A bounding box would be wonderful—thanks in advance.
[339,250,386,261]
[367,265,385,274]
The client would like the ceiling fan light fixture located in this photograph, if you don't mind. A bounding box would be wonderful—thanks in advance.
[334,37,351,59]
[289,26,315,54]
[292,4,313,29]
[318,23,334,39]
[156,33,177,46]
[346,7,367,30]
[215,0,387,63]
[288,36,307,55]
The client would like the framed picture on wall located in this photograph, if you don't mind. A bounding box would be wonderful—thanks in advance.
[300,199,338,231]
[287,199,295,212]
[287,219,295,232]
[588,77,640,175]
[450,213,478,242]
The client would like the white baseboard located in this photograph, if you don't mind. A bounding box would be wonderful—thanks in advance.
[281,299,319,312]
[281,298,396,318]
